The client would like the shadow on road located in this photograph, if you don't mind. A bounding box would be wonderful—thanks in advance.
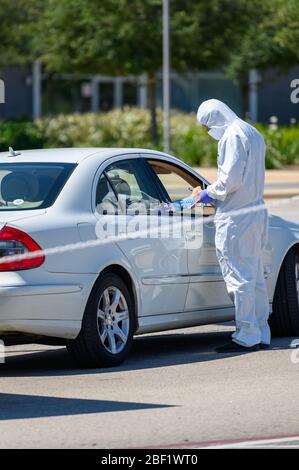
[0,330,294,378]
[0,392,172,421]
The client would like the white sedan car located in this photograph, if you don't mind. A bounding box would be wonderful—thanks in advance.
[0,147,298,367]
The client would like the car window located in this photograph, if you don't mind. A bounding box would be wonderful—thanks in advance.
[147,159,203,200]
[147,159,204,216]
[0,163,75,211]
[97,159,162,215]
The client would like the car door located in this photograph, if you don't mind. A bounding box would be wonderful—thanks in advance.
[145,156,233,313]
[94,155,189,317]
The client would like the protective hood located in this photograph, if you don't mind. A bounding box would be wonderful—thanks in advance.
[197,99,237,140]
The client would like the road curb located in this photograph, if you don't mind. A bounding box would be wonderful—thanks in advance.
[264,191,299,199]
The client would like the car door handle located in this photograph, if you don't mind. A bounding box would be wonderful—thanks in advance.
[185,231,195,241]
[185,230,203,241]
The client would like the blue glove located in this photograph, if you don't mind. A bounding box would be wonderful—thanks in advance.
[198,189,214,204]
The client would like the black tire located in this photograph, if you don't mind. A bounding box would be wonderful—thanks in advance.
[269,248,299,337]
[67,272,135,367]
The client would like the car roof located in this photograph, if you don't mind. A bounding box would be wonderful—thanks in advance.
[0,147,170,164]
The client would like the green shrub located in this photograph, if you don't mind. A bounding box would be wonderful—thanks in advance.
[1,108,299,169]
[37,108,217,167]
[256,124,299,169]
[0,120,45,152]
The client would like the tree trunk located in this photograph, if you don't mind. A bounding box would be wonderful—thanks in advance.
[147,76,158,145]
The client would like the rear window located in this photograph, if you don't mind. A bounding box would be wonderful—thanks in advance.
[0,163,76,211]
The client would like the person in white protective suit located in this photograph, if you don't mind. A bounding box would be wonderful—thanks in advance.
[193,99,270,353]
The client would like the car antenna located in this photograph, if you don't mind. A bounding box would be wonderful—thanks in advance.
[8,147,21,157]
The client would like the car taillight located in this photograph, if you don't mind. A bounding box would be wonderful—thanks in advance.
[0,226,45,271]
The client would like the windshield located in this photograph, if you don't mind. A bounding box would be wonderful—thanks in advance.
[0,162,76,211]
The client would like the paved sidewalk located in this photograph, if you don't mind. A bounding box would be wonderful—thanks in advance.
[194,166,299,199]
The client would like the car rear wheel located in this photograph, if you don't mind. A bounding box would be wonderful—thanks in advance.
[67,272,135,367]
[269,248,299,337]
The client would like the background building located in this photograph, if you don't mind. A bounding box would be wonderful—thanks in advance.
[1,64,299,124]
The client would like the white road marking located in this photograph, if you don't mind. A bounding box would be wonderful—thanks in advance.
[202,435,299,448]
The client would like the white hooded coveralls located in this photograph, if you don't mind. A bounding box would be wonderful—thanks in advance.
[197,99,270,347]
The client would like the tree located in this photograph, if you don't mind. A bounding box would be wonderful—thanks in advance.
[3,1,281,131]
[32,0,257,142]
[226,0,299,116]
[0,0,44,67]
[270,0,299,61]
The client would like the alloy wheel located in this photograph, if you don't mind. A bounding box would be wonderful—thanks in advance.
[97,286,130,354]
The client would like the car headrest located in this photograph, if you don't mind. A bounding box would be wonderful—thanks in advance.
[1,172,40,203]
[111,177,131,197]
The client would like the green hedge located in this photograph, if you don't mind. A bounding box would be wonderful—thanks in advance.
[1,108,299,169]
[0,120,45,152]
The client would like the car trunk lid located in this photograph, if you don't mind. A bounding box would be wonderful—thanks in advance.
[0,209,46,228]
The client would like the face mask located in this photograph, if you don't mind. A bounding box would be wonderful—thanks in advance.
[208,126,224,141]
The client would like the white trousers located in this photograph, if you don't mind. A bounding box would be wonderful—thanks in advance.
[215,209,270,347]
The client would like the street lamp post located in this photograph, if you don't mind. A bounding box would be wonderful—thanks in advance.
[32,60,42,119]
[163,0,170,153]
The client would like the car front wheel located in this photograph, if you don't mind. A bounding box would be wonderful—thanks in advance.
[269,248,299,337]
[67,272,135,367]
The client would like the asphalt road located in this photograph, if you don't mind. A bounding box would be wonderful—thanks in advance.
[0,198,299,449]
